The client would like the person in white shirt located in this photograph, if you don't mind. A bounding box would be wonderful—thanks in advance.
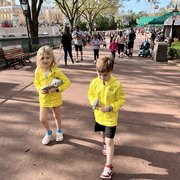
[116,31,126,58]
[72,25,84,62]
[91,34,102,63]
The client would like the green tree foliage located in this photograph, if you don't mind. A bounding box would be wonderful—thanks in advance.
[54,0,87,30]
[96,15,117,31]
[80,0,120,32]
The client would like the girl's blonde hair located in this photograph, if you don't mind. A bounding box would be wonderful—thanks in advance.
[96,56,114,73]
[36,45,56,68]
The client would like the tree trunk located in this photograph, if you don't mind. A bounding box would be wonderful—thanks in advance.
[29,19,39,44]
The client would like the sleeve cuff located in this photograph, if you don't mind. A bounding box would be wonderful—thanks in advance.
[109,105,113,112]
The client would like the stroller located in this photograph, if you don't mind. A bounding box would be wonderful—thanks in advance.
[138,41,152,57]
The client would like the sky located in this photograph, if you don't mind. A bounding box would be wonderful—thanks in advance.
[15,0,171,13]
[121,0,172,13]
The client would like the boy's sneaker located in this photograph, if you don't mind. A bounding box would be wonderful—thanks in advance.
[42,133,52,145]
[56,131,63,142]
[102,143,107,156]
[100,164,113,179]
[93,60,97,64]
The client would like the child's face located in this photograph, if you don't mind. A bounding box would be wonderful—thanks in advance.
[97,71,111,82]
[40,52,53,70]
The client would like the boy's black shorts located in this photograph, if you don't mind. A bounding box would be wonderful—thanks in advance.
[74,44,82,51]
[94,122,116,139]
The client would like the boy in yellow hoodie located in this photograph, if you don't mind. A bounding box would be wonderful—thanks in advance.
[88,56,125,179]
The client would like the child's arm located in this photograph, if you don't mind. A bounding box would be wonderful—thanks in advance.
[56,68,70,92]
[34,68,44,93]
[88,80,98,108]
[99,83,125,112]
[110,84,125,112]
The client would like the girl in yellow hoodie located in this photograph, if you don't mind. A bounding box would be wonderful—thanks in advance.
[88,57,125,179]
[34,46,70,145]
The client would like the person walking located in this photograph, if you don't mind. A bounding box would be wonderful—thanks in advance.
[34,45,71,145]
[91,34,101,64]
[116,31,126,58]
[88,57,126,179]
[109,38,118,60]
[127,27,136,57]
[61,26,74,66]
[72,25,84,62]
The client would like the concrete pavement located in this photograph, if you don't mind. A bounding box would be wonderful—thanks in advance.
[0,34,180,180]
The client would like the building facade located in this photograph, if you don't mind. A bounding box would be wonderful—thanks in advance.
[0,0,23,27]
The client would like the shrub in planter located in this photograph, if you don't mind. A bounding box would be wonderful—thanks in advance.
[167,41,180,60]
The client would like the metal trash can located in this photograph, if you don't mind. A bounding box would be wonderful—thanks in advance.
[153,42,168,62]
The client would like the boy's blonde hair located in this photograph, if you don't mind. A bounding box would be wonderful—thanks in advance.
[96,56,114,73]
[36,45,56,68]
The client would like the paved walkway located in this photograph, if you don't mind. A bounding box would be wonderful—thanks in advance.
[0,35,180,180]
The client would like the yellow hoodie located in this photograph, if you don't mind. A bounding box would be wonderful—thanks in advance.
[34,65,70,108]
[88,75,125,127]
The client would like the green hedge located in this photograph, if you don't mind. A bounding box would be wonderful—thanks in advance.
[167,41,180,60]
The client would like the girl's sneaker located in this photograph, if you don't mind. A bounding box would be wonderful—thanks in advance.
[42,133,52,145]
[102,143,107,156]
[100,164,113,179]
[56,131,63,142]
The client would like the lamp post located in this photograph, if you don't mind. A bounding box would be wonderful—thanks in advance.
[21,0,32,52]
[170,5,178,47]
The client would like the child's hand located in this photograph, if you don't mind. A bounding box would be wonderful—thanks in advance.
[99,105,110,112]
[48,87,57,93]
[41,89,48,94]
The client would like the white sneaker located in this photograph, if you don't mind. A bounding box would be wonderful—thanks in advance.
[42,133,52,145]
[56,131,63,142]
[100,164,113,179]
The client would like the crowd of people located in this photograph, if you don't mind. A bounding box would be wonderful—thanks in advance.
[60,25,138,66]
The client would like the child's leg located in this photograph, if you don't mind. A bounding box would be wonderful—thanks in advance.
[40,107,52,145]
[105,137,114,165]
[52,106,61,130]
[40,107,50,131]
[100,126,115,179]
[101,131,105,143]
[112,52,116,60]
[53,106,63,142]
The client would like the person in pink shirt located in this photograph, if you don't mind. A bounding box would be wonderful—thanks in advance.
[109,38,118,60]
